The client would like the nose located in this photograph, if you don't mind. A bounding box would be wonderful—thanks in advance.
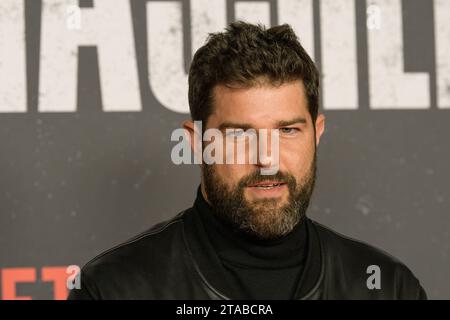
[256,129,280,175]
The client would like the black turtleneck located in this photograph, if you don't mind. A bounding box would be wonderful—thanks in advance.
[193,186,309,299]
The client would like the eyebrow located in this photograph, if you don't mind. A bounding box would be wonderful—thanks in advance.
[218,116,308,131]
[276,116,308,127]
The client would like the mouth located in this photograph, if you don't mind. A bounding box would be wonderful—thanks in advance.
[247,181,286,190]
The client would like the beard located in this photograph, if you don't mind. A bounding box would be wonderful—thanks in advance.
[202,152,317,241]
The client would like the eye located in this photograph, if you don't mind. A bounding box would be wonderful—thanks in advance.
[280,127,300,135]
[226,128,245,138]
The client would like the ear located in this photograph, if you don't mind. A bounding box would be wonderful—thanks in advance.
[182,120,203,164]
[314,113,325,147]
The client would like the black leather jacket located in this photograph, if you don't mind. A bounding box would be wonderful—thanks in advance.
[68,206,427,300]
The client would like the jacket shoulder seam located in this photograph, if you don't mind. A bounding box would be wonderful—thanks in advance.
[82,211,186,269]
[311,219,405,266]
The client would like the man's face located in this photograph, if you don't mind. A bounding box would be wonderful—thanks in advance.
[186,79,325,240]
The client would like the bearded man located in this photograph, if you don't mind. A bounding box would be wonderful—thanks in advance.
[68,21,426,300]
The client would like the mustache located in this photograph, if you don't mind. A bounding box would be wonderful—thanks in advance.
[237,170,296,188]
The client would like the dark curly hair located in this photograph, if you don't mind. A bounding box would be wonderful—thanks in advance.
[188,21,320,126]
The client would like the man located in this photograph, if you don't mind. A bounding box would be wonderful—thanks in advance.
[68,21,426,300]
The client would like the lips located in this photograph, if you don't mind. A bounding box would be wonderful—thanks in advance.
[248,181,286,189]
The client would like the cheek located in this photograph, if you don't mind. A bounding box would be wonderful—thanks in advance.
[280,140,315,173]
[217,164,257,189]
[214,164,247,185]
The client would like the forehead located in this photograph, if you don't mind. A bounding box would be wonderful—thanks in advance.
[209,80,310,127]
